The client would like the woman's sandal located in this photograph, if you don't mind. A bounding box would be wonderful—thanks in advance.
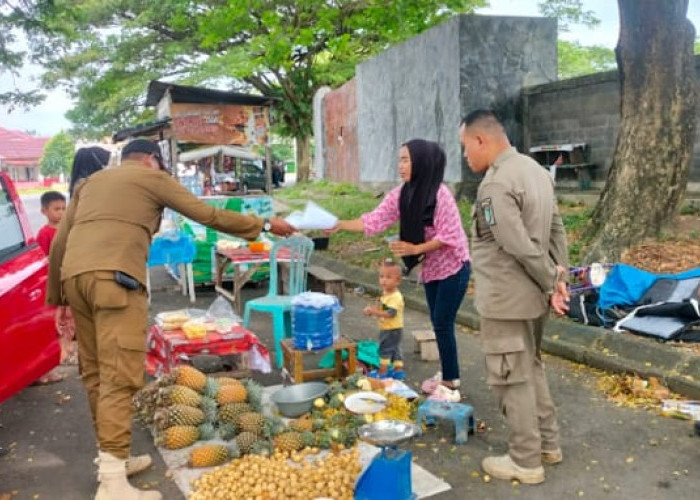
[31,371,65,385]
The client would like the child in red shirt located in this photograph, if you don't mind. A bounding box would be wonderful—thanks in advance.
[37,192,76,382]
[37,191,66,255]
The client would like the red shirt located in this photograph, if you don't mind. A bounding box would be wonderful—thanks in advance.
[36,225,57,256]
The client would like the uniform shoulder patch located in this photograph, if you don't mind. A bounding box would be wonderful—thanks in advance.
[480,198,496,226]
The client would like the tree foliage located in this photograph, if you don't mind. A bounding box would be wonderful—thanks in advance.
[15,0,485,181]
[536,0,616,79]
[558,40,616,79]
[40,131,75,177]
[0,1,46,110]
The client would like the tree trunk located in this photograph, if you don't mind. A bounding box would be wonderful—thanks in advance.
[583,0,698,262]
[296,134,311,183]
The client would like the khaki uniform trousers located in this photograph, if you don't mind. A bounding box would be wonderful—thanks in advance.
[481,313,560,468]
[63,271,148,460]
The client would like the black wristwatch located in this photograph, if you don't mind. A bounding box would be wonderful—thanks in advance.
[262,218,272,232]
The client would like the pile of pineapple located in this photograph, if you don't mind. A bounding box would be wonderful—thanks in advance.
[134,365,273,463]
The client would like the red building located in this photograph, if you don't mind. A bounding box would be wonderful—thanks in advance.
[0,127,50,182]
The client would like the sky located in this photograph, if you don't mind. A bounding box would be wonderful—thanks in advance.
[2,0,700,137]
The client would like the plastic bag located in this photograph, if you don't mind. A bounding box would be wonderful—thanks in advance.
[206,295,242,332]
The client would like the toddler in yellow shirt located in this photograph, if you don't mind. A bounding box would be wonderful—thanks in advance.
[364,259,405,378]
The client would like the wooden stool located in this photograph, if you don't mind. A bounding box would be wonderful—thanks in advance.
[307,265,345,304]
[281,336,357,383]
[412,330,439,361]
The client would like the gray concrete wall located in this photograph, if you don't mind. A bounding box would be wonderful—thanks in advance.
[354,14,557,188]
[524,57,700,188]
[356,16,462,184]
[457,15,558,193]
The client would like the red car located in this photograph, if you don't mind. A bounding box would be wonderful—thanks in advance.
[0,172,59,403]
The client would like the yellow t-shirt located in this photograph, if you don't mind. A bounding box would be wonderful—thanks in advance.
[379,290,404,330]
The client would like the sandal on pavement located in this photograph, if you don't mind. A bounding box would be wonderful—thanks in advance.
[31,371,64,386]
[427,384,461,402]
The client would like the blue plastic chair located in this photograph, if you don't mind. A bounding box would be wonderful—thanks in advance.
[243,236,314,368]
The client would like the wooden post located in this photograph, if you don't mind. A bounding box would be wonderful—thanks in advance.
[265,145,273,195]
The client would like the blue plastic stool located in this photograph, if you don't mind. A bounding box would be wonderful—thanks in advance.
[416,401,475,445]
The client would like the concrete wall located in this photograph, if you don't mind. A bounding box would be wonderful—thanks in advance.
[322,79,359,184]
[319,14,557,188]
[524,57,700,188]
[356,16,462,185]
[457,15,557,192]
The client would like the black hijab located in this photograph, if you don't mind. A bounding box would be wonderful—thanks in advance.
[399,139,446,273]
[69,146,111,196]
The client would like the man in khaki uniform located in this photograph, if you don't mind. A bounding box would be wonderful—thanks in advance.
[460,110,569,485]
[47,139,295,499]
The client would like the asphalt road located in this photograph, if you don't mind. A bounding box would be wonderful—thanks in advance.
[2,267,700,499]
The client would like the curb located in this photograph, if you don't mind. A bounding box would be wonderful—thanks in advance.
[311,253,700,400]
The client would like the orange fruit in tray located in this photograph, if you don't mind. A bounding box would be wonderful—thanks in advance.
[248,241,265,252]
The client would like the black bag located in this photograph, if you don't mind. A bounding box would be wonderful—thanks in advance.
[569,290,605,326]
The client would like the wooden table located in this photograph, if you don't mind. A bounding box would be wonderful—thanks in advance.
[281,336,357,383]
[214,247,291,315]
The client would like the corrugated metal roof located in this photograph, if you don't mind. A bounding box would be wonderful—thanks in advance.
[145,80,276,107]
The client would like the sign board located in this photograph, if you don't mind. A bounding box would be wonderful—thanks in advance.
[170,103,270,146]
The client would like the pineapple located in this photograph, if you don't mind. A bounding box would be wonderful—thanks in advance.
[241,378,264,412]
[155,425,200,450]
[174,365,207,392]
[217,384,247,404]
[237,412,265,435]
[153,404,205,430]
[158,385,203,407]
[315,431,332,449]
[218,402,253,424]
[301,431,316,448]
[235,431,259,454]
[132,382,161,424]
[203,377,220,399]
[289,415,313,433]
[250,440,273,457]
[218,421,238,441]
[312,417,326,431]
[274,431,304,452]
[188,444,239,468]
[343,372,362,390]
[200,396,218,423]
[216,377,244,387]
[198,422,216,441]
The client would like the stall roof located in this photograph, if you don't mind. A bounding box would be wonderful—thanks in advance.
[178,145,260,163]
[146,80,277,107]
[112,118,171,142]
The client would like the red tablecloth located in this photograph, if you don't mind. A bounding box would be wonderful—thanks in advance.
[146,324,271,376]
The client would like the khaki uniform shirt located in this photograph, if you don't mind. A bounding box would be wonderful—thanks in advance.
[471,147,569,320]
[47,160,263,305]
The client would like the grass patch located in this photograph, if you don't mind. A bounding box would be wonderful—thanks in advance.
[278,181,589,267]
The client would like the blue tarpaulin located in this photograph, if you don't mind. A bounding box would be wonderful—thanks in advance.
[598,264,700,310]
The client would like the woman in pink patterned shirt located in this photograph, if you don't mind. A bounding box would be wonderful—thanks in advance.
[330,139,470,400]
